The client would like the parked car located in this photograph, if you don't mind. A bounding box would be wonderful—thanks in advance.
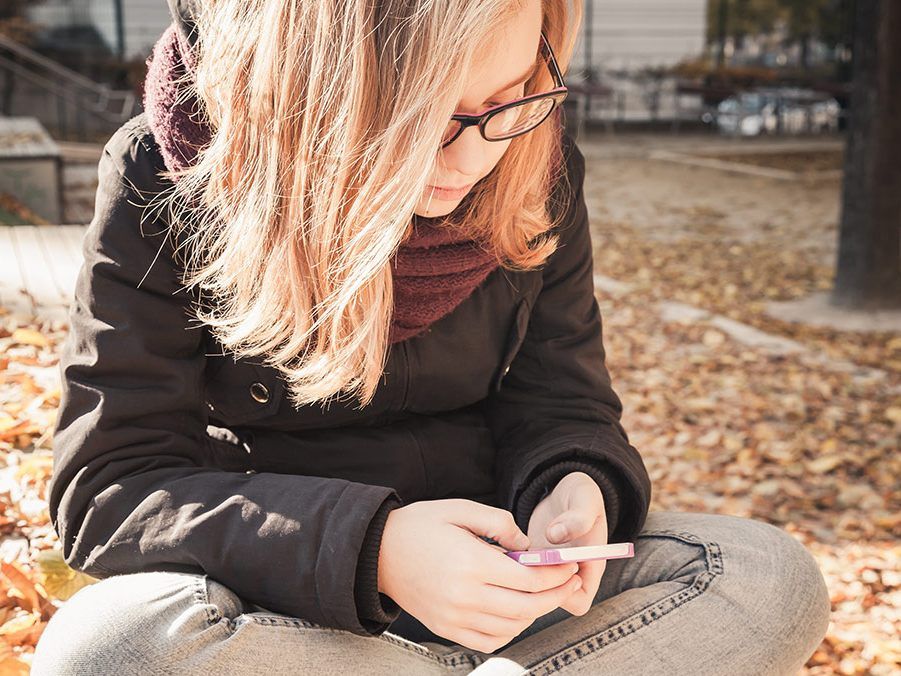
[702,88,841,136]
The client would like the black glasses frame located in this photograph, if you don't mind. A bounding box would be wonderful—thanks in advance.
[441,30,568,149]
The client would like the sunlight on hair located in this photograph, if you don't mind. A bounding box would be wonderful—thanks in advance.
[140,0,583,410]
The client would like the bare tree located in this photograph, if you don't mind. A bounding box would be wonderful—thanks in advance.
[832,0,901,309]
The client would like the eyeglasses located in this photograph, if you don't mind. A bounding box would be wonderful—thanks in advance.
[441,30,568,149]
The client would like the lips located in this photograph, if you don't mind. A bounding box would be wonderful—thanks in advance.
[426,182,474,199]
[431,183,472,191]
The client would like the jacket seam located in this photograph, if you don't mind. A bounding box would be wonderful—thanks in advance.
[405,426,431,497]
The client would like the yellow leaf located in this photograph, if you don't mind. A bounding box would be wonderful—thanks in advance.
[0,613,37,645]
[10,329,49,348]
[808,454,843,473]
[33,549,98,602]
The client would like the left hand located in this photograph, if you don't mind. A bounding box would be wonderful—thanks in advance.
[526,471,608,616]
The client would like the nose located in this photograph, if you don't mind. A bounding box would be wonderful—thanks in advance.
[440,124,489,177]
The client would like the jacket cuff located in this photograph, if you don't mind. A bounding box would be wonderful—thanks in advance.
[514,458,624,539]
[354,494,403,634]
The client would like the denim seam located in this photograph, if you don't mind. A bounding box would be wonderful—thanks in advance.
[240,614,482,670]
[195,574,224,627]
[378,631,486,670]
[141,574,234,673]
[525,530,725,675]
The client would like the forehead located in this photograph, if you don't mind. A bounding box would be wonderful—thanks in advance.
[459,34,541,107]
[459,3,543,98]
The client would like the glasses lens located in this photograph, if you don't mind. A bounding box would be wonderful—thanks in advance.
[484,93,566,140]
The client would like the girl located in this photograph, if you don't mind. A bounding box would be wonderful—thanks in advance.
[32,0,830,673]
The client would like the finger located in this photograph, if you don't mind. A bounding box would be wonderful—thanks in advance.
[460,610,532,640]
[546,508,601,544]
[575,559,606,598]
[478,547,580,592]
[559,560,607,614]
[477,572,584,621]
[446,500,530,552]
[448,626,512,655]
[559,584,594,616]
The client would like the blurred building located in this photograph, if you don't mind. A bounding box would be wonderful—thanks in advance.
[27,0,171,62]
[572,0,708,74]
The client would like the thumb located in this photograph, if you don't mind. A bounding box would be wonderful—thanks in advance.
[547,509,595,544]
[447,500,530,551]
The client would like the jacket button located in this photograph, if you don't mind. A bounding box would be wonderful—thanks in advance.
[249,382,270,403]
[503,364,511,376]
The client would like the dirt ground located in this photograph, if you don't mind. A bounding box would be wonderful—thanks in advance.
[581,133,843,266]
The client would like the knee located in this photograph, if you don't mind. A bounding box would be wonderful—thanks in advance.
[31,571,220,676]
[717,516,832,670]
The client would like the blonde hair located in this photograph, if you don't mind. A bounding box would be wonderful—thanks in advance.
[148,0,583,410]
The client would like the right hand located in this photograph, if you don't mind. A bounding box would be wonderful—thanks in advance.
[377,498,584,654]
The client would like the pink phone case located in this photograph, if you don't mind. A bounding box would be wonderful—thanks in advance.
[505,542,635,565]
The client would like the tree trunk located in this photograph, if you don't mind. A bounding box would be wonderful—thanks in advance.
[832,0,901,309]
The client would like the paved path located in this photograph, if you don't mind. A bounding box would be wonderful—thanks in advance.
[0,225,86,321]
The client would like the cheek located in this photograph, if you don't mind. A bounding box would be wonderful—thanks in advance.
[485,139,513,171]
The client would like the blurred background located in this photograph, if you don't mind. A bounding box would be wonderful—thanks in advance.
[0,1,898,673]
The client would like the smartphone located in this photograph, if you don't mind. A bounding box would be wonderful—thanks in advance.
[505,542,634,565]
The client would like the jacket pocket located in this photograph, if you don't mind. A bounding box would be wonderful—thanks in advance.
[202,424,255,472]
[205,359,286,426]
[493,297,532,392]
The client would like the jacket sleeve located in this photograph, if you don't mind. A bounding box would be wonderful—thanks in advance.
[481,135,652,544]
[48,126,402,637]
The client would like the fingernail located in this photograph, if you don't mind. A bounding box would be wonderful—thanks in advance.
[550,524,566,540]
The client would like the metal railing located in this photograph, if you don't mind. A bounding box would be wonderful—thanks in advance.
[0,34,140,141]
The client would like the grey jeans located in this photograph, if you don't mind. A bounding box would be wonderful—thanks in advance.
[31,511,831,675]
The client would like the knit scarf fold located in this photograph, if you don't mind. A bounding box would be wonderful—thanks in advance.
[143,23,500,345]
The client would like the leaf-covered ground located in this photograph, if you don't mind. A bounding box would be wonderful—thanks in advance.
[583,136,899,675]
[0,134,898,674]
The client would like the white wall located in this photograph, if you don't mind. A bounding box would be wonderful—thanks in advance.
[572,0,708,73]
[31,0,706,70]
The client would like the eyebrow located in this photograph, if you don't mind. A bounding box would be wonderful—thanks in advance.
[486,60,541,97]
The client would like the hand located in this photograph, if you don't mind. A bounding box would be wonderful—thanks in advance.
[377,498,584,654]
[526,471,609,616]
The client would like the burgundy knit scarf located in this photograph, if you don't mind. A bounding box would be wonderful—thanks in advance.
[143,23,500,344]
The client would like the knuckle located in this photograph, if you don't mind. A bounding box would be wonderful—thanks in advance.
[517,605,535,621]
[505,603,532,622]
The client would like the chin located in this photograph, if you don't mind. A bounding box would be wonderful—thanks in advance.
[414,200,458,218]
[414,187,474,218]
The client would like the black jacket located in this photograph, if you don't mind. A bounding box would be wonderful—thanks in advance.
[48,112,652,637]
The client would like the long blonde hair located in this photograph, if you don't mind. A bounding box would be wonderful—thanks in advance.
[147,0,583,410]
